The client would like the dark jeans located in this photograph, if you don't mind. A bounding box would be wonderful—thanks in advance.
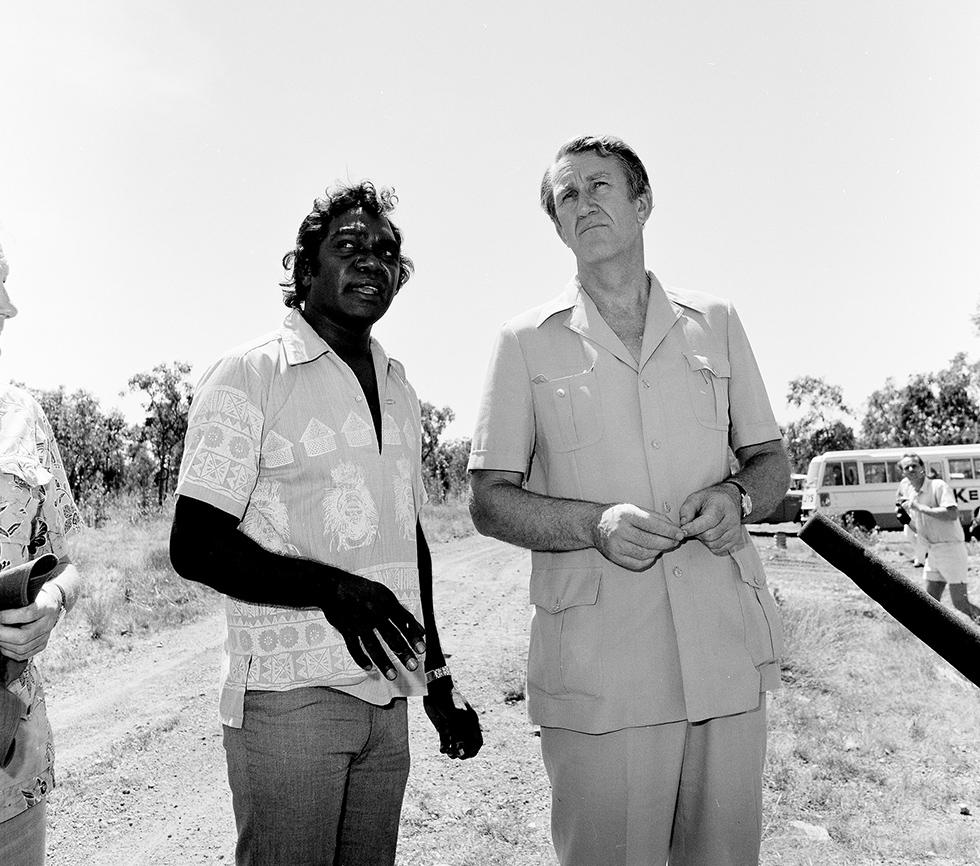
[223,687,410,866]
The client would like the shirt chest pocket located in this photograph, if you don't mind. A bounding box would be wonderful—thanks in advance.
[684,352,731,431]
[532,367,603,453]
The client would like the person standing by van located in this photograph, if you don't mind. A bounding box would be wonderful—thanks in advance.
[897,453,979,621]
[896,473,927,567]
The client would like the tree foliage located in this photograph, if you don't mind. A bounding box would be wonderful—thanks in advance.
[782,376,856,471]
[127,361,194,506]
[420,401,470,501]
[861,354,980,448]
[30,386,130,505]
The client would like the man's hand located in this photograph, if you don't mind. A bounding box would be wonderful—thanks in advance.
[0,584,63,661]
[321,574,427,681]
[592,504,685,571]
[679,485,743,556]
[423,678,483,760]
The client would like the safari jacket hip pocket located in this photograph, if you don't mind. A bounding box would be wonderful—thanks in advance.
[730,546,784,665]
[528,568,602,697]
[684,352,731,431]
[532,367,603,453]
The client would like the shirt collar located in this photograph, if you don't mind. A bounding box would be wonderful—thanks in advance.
[535,272,690,370]
[279,308,392,374]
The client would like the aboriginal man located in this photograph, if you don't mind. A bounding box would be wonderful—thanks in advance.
[469,136,790,866]
[170,181,482,866]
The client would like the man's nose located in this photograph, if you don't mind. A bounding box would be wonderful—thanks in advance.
[354,252,384,273]
[576,190,597,215]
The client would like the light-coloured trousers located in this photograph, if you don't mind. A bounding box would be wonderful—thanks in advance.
[223,687,410,866]
[540,696,767,866]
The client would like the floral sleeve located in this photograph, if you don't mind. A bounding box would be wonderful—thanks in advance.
[33,404,82,561]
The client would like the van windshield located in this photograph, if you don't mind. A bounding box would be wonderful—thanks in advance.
[806,459,820,486]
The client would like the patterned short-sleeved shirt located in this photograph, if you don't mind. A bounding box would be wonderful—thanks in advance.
[176,310,428,727]
[0,385,81,823]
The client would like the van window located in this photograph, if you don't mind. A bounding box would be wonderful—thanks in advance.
[950,458,974,480]
[843,462,859,486]
[863,462,889,484]
[885,461,902,483]
[823,462,843,486]
[975,458,980,478]
[927,462,944,480]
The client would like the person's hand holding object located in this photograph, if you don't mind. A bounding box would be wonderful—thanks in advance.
[423,677,483,760]
[0,584,63,661]
[319,574,426,681]
[591,503,685,571]
[679,485,743,555]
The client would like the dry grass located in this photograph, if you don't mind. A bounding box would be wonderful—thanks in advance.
[761,534,980,865]
[43,501,217,679]
[421,495,476,544]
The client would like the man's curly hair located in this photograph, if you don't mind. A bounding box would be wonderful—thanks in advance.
[280,181,414,308]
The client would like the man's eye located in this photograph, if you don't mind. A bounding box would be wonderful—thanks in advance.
[560,190,577,202]
[337,240,355,250]
[379,249,397,261]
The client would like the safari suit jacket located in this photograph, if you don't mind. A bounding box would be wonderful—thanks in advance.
[469,274,783,733]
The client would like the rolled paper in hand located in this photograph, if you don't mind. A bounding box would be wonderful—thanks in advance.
[799,513,980,689]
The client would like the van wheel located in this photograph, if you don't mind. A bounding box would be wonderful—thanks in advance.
[843,511,876,533]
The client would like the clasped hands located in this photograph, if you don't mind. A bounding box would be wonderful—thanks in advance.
[592,484,743,571]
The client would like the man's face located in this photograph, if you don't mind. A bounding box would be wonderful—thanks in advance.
[549,151,651,265]
[305,206,402,330]
[899,459,925,487]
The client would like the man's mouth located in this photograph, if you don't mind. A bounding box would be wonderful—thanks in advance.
[349,282,383,297]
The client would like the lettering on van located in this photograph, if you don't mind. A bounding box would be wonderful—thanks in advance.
[954,487,980,504]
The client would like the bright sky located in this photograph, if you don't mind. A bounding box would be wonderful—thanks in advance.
[1,2,977,438]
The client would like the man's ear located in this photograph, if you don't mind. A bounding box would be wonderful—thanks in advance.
[636,186,654,225]
[554,217,571,248]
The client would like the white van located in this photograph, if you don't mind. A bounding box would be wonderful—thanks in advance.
[800,443,980,532]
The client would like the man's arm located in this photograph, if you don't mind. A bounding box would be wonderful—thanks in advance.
[908,500,960,520]
[469,470,685,572]
[169,495,426,678]
[678,439,792,555]
[416,521,482,760]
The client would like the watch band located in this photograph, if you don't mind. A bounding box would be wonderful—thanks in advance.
[425,665,452,684]
[721,478,752,519]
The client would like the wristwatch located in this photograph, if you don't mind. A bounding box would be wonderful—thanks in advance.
[425,665,452,684]
[722,478,752,520]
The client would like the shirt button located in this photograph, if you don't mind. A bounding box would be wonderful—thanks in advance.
[650,440,661,449]
[355,395,363,402]
[641,379,651,389]
[664,502,672,514]
[672,566,683,577]
[552,599,561,612]
[556,388,566,398]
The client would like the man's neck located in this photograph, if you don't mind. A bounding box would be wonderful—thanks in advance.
[301,308,373,365]
[575,258,651,362]
[575,249,649,311]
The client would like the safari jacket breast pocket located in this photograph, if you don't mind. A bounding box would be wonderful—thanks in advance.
[528,568,602,697]
[532,367,603,453]
[684,352,731,431]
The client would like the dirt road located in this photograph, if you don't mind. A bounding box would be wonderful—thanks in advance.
[42,534,551,865]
